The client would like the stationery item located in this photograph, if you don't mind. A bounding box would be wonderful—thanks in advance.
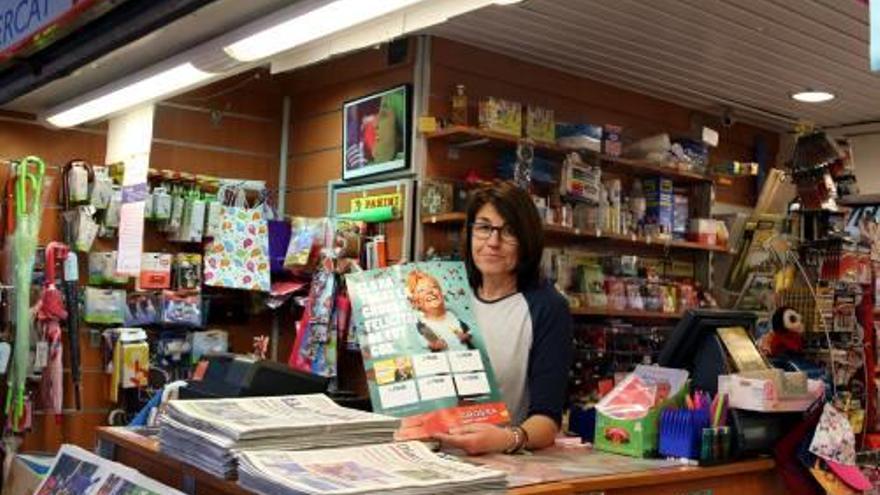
[67,163,91,203]
[161,291,203,328]
[83,288,126,325]
[268,218,292,275]
[190,330,229,363]
[88,252,128,285]
[90,174,113,210]
[75,206,99,252]
[173,253,202,291]
[125,292,160,327]
[109,328,149,402]
[139,253,173,289]
[103,186,123,228]
[345,261,509,440]
[152,186,172,220]
[284,217,326,271]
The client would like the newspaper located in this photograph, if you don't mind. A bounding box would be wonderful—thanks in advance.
[159,394,400,479]
[33,444,185,495]
[164,394,399,440]
[237,441,507,495]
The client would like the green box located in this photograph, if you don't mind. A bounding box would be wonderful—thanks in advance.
[594,385,685,458]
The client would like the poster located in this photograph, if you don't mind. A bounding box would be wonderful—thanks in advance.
[345,261,509,439]
[342,85,410,180]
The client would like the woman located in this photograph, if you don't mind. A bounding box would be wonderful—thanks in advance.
[435,181,573,455]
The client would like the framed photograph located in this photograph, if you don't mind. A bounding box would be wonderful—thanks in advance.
[343,84,411,181]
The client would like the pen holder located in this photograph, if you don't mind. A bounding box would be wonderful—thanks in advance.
[658,408,710,460]
[699,426,732,466]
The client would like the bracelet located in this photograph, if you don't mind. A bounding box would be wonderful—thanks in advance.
[504,426,528,454]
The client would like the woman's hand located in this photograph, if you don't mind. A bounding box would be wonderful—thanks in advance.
[434,423,513,456]
[456,331,472,345]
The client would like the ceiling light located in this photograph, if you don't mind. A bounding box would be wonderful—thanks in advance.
[494,0,524,4]
[224,0,427,62]
[46,63,214,128]
[791,90,835,103]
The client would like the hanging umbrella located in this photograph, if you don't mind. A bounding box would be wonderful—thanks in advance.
[37,242,68,422]
[6,156,44,431]
[60,160,90,410]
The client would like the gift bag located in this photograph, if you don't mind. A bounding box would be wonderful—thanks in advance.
[203,185,271,292]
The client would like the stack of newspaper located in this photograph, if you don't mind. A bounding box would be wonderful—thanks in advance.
[237,441,507,495]
[34,444,185,495]
[158,394,400,479]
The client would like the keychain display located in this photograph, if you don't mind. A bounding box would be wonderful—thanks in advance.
[161,290,203,328]
[84,287,126,325]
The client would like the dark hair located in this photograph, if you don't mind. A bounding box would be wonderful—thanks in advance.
[464,181,545,292]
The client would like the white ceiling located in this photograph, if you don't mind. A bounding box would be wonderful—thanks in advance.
[431,0,878,131]
[5,0,877,134]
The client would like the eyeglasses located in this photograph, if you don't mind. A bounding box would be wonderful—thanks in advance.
[471,222,518,244]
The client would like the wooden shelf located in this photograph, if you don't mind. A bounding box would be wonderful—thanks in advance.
[570,307,683,320]
[424,125,712,184]
[421,212,467,224]
[543,224,730,253]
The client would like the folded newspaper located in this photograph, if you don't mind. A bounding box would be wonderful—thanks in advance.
[34,444,185,495]
[237,441,507,495]
[158,394,400,479]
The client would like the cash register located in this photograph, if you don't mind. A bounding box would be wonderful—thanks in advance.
[180,353,372,410]
[658,308,803,456]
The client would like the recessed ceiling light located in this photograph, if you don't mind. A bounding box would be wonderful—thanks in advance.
[791,90,835,103]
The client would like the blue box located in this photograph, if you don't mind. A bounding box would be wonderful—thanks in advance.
[643,177,674,235]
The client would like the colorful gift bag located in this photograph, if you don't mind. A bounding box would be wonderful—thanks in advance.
[203,186,271,292]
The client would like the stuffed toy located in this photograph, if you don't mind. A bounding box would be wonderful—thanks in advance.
[766,306,805,357]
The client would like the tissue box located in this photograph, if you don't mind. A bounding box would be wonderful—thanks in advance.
[525,105,555,143]
[478,97,522,137]
[718,371,824,412]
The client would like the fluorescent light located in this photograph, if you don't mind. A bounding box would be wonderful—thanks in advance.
[224,0,427,62]
[47,63,214,128]
[494,0,524,4]
[791,90,835,103]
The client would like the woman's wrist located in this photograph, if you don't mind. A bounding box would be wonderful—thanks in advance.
[503,426,528,454]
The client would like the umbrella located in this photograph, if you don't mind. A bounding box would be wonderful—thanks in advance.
[60,160,90,410]
[37,242,69,421]
[6,156,44,431]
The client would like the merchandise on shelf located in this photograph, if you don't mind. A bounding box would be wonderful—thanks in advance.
[478,97,522,137]
[525,105,555,143]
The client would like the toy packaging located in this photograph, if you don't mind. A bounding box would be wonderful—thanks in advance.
[478,97,522,137]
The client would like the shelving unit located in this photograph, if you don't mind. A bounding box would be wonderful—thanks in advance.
[421,212,466,224]
[424,125,712,184]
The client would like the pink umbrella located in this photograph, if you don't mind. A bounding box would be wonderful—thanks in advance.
[36,242,68,422]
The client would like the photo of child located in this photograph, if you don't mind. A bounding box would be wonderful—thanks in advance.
[405,270,474,352]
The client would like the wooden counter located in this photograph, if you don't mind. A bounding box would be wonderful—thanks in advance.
[96,427,784,495]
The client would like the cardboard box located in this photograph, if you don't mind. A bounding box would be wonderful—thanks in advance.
[643,177,674,235]
[594,383,685,458]
[478,97,522,137]
[525,105,555,143]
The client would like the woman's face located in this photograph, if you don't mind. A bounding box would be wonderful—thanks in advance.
[471,203,519,281]
[414,278,445,314]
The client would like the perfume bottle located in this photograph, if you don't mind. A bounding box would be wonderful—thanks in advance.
[451,84,468,126]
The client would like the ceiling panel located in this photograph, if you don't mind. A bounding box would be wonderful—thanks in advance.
[431,0,879,130]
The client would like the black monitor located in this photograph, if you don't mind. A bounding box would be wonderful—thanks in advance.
[657,308,758,395]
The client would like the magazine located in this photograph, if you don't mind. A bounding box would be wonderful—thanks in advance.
[237,441,506,495]
[34,444,184,495]
[345,261,509,440]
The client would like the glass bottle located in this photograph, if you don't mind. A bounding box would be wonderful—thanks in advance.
[451,84,468,126]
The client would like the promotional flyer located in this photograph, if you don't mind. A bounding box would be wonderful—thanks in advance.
[346,261,508,439]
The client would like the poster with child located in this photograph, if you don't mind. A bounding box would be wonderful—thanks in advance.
[346,261,508,440]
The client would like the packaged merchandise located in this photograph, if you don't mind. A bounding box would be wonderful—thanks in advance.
[138,252,173,289]
[173,254,202,290]
[161,290,203,328]
[556,123,603,152]
[525,105,555,143]
[84,288,127,325]
[478,97,522,137]
[643,177,674,236]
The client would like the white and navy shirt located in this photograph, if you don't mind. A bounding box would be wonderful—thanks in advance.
[474,282,573,426]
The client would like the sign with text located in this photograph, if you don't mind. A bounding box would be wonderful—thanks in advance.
[350,192,401,215]
[0,0,100,59]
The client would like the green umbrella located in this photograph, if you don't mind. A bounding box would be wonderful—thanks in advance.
[6,156,44,430]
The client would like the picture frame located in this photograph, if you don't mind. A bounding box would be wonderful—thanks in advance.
[342,84,412,181]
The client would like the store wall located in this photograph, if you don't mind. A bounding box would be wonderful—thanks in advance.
[277,39,416,263]
[852,134,880,194]
[427,37,781,206]
[0,70,292,453]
